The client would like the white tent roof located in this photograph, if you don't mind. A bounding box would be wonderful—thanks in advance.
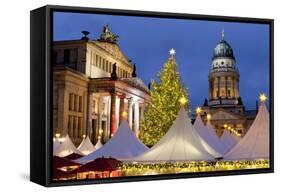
[53,138,61,155]
[77,136,96,155]
[76,120,148,163]
[129,107,218,163]
[220,130,239,154]
[224,103,269,160]
[54,134,82,157]
[193,115,224,156]
[207,121,228,155]
[94,138,103,150]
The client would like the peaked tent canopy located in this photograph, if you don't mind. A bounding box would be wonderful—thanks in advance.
[64,153,84,160]
[129,107,219,163]
[53,138,61,155]
[224,103,269,160]
[196,116,226,155]
[220,130,239,153]
[54,135,83,157]
[77,136,96,155]
[193,115,224,156]
[76,120,148,164]
[53,156,81,168]
[95,138,103,150]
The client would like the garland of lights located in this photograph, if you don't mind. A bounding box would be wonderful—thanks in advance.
[120,160,269,176]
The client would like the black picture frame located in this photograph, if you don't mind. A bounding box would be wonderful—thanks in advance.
[30,5,274,187]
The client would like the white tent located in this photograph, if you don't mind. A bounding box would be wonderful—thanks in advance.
[206,121,228,155]
[77,136,96,155]
[94,138,103,150]
[224,103,269,160]
[53,138,61,155]
[220,130,239,154]
[194,115,225,156]
[129,107,219,163]
[54,134,82,157]
[76,120,148,163]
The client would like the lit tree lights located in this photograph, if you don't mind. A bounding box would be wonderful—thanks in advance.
[139,49,190,146]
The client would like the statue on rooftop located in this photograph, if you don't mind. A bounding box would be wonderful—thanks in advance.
[98,25,119,44]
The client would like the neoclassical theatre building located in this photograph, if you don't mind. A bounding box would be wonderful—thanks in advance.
[199,31,257,137]
[53,25,150,145]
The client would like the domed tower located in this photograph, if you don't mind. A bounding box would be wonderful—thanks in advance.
[208,30,244,113]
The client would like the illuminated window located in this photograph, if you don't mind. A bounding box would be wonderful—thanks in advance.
[228,90,231,96]
[102,58,105,70]
[109,62,112,73]
[92,99,97,114]
[99,57,102,68]
[106,61,109,72]
[95,55,98,66]
[74,95,78,111]
[69,93,72,110]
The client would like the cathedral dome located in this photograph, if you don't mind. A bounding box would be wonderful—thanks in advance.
[212,39,235,60]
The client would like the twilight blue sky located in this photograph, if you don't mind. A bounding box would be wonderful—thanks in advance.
[53,12,270,111]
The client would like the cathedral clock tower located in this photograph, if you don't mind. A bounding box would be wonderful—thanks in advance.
[200,30,252,137]
[207,30,244,113]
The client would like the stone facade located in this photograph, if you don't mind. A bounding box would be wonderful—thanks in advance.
[53,26,150,146]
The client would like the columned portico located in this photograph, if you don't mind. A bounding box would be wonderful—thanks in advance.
[86,77,150,143]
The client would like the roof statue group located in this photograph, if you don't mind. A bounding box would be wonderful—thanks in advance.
[53,92,269,163]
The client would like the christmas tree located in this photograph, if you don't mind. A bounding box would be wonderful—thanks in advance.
[139,49,190,146]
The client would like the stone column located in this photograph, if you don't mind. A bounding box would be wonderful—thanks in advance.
[110,92,116,136]
[234,78,238,98]
[128,98,133,129]
[74,116,79,137]
[214,77,218,99]
[68,116,73,136]
[140,103,144,120]
[115,96,120,130]
[213,78,216,99]
[134,102,140,137]
[79,117,83,137]
[236,77,240,98]
[98,96,103,135]
[218,77,221,98]
[232,76,235,98]
[83,91,88,136]
[57,88,69,137]
[87,92,93,137]
[71,94,75,111]
[119,94,125,123]
[224,76,228,98]
[75,95,79,111]
[209,79,210,99]
[106,96,111,141]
